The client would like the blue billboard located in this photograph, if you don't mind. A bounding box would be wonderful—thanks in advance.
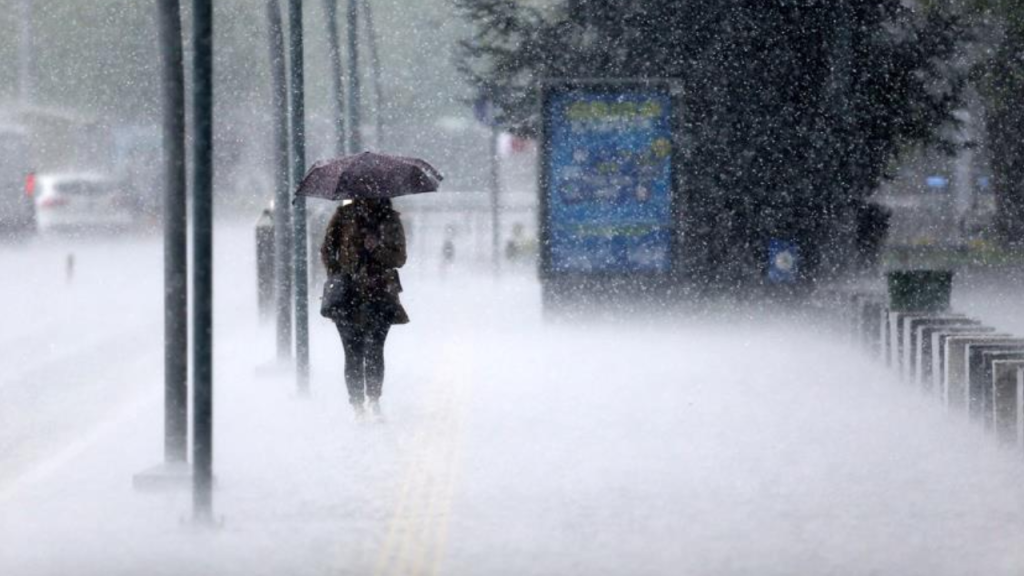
[543,84,675,274]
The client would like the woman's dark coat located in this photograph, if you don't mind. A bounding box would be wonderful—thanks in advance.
[320,204,409,327]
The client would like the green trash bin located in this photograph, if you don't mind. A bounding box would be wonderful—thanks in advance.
[887,269,953,312]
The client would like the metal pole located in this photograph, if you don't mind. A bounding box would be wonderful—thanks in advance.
[489,123,501,274]
[18,0,33,104]
[157,0,188,465]
[346,0,361,153]
[289,0,310,394]
[362,0,383,148]
[323,0,346,156]
[191,0,214,523]
[268,0,293,361]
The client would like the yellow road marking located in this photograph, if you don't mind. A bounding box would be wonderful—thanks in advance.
[369,339,474,576]
[372,438,422,574]
[429,383,470,575]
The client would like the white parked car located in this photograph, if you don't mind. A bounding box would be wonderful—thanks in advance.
[33,172,136,233]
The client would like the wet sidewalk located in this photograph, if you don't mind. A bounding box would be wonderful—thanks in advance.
[3,270,1024,575]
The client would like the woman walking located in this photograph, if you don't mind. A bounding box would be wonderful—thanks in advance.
[321,198,409,419]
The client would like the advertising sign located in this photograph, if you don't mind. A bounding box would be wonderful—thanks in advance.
[542,82,675,275]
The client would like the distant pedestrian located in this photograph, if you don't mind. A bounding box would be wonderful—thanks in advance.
[321,198,409,420]
[441,223,456,278]
[505,222,525,262]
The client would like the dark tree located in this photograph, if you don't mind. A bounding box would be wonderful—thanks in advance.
[456,0,967,290]
[971,2,1024,247]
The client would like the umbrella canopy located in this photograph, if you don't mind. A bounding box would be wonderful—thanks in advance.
[295,151,443,201]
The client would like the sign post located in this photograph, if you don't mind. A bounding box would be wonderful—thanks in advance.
[475,95,501,274]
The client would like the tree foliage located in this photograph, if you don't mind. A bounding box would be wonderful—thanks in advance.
[955,0,1024,246]
[457,0,968,287]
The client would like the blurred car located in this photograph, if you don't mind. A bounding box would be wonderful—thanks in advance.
[33,172,136,234]
[0,127,35,238]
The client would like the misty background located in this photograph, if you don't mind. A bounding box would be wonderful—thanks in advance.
[6,2,1024,574]
[0,0,494,213]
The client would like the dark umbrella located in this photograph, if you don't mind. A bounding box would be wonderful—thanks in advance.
[294,151,443,201]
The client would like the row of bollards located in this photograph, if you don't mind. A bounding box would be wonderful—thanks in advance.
[822,270,1024,452]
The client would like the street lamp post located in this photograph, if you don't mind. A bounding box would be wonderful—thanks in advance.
[362,0,384,148]
[191,0,215,523]
[346,0,361,153]
[289,0,310,394]
[324,0,347,156]
[157,0,188,466]
[132,0,191,494]
[268,0,293,361]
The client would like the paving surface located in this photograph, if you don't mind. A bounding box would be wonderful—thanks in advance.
[3,226,1024,575]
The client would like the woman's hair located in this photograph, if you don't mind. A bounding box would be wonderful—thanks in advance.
[351,198,391,209]
[348,198,393,222]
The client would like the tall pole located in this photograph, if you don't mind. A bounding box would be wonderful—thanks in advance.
[268,0,293,361]
[18,0,33,104]
[323,0,347,155]
[362,0,384,148]
[489,123,501,274]
[191,0,215,522]
[346,0,361,153]
[289,0,310,394]
[157,0,188,465]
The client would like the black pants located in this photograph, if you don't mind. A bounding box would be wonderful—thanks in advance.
[336,322,391,405]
